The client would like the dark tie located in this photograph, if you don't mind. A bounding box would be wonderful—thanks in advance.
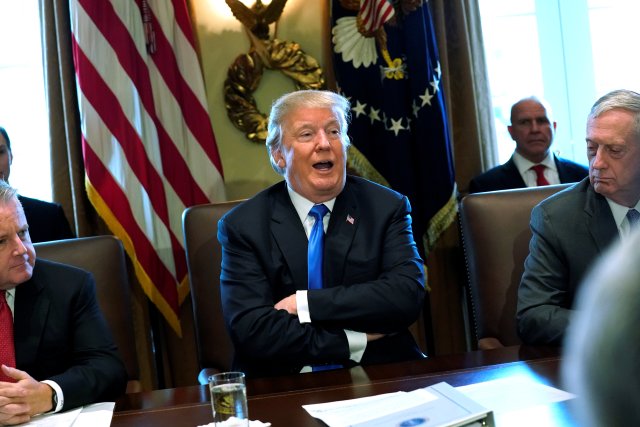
[0,290,16,382]
[530,164,550,186]
[308,204,329,290]
[627,208,640,230]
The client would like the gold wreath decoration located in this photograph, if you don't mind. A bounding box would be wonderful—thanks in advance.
[224,38,326,144]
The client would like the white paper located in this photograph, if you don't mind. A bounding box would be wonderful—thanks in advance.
[302,375,576,427]
[303,389,438,427]
[456,375,577,427]
[456,375,575,414]
[72,402,115,426]
[21,402,114,427]
[197,418,272,427]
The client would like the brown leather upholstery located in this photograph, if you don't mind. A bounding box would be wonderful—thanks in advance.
[183,200,244,385]
[33,235,141,392]
[459,184,570,350]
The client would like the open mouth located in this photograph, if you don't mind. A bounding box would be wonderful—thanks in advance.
[313,161,333,170]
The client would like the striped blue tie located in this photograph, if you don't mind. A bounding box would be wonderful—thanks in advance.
[308,204,329,290]
[627,209,640,229]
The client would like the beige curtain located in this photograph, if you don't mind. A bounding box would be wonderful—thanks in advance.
[432,0,497,196]
[39,0,108,236]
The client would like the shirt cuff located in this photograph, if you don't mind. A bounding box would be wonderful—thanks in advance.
[296,290,311,323]
[346,330,367,363]
[42,380,64,413]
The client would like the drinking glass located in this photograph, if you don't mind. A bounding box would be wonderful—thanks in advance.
[208,371,248,426]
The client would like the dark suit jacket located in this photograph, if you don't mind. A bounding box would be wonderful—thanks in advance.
[468,155,588,194]
[14,259,127,410]
[516,178,619,345]
[19,195,74,243]
[218,176,426,377]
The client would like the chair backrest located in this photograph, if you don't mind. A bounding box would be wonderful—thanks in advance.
[459,184,570,350]
[183,200,244,384]
[34,235,141,392]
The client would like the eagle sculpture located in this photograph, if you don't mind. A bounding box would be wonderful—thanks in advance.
[225,0,288,40]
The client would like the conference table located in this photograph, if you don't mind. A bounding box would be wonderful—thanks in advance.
[112,345,576,426]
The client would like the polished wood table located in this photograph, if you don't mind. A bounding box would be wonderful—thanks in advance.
[112,345,575,426]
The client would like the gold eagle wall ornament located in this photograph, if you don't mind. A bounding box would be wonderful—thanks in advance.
[225,0,287,40]
[224,0,326,144]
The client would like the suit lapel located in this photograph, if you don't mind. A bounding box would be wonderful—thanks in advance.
[13,274,48,367]
[503,158,527,188]
[324,183,359,288]
[555,157,575,183]
[554,157,568,182]
[270,185,309,291]
[584,184,619,251]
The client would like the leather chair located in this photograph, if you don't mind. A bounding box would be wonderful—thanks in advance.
[183,200,244,385]
[34,235,141,392]
[459,184,570,350]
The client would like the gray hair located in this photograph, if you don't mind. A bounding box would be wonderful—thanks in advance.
[0,179,17,203]
[265,90,351,175]
[562,228,640,426]
[588,89,640,137]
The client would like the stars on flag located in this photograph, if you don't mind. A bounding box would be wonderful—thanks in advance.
[369,107,381,124]
[351,100,367,118]
[388,117,406,136]
[340,61,441,137]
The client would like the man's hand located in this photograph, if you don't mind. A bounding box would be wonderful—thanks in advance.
[366,333,385,342]
[0,365,54,425]
[274,294,298,315]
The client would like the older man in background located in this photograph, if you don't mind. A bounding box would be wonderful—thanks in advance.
[469,96,587,193]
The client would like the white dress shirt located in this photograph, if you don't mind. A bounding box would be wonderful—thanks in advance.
[512,151,560,186]
[605,198,640,238]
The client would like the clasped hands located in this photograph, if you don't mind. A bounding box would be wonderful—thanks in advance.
[274,294,385,342]
[0,365,54,426]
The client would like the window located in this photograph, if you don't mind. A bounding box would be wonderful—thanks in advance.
[479,0,640,166]
[0,1,52,201]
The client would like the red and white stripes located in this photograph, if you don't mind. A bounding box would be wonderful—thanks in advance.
[358,0,395,34]
[69,0,225,334]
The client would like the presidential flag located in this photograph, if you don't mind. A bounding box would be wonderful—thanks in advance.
[331,0,456,257]
[69,0,225,335]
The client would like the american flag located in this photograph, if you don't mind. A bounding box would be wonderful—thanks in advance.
[332,0,457,353]
[69,0,225,335]
[359,0,395,34]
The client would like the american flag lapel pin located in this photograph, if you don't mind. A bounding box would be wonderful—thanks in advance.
[346,214,355,225]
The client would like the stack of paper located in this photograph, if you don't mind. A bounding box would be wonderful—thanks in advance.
[303,382,494,427]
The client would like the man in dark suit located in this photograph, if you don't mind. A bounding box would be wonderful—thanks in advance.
[517,89,640,345]
[0,126,74,243]
[469,96,588,193]
[218,90,426,377]
[0,180,126,424]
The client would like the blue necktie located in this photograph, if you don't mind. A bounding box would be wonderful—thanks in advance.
[308,204,329,290]
[627,209,640,229]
